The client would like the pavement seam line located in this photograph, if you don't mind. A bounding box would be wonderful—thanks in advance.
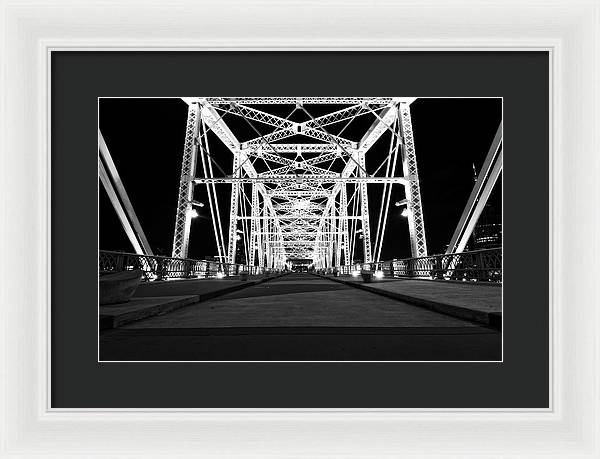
[314,273,501,330]
[101,273,290,330]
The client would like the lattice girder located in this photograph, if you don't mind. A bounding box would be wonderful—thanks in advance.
[173,97,426,267]
[399,103,428,257]
[171,103,200,259]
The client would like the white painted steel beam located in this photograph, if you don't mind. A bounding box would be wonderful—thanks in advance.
[196,97,411,105]
[446,122,503,255]
[173,97,426,266]
[99,131,153,256]
[399,102,428,257]
[171,103,200,259]
[193,177,407,184]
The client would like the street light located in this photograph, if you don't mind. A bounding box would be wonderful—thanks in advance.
[394,199,409,217]
[188,200,204,218]
[293,200,310,211]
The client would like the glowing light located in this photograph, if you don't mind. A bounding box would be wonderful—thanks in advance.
[374,270,384,279]
[216,272,225,279]
[401,208,409,217]
[188,209,199,218]
[292,200,310,211]
[236,234,241,241]
[351,270,360,277]
[394,201,401,207]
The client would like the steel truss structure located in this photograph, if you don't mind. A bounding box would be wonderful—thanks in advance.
[171,97,428,268]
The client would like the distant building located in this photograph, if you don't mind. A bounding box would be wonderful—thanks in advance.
[470,163,502,250]
[472,203,502,249]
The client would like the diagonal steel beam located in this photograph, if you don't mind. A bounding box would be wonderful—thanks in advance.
[199,101,286,259]
[446,122,503,255]
[99,131,153,256]
[214,103,294,129]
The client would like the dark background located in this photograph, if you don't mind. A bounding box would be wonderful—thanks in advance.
[99,98,502,259]
[52,52,548,408]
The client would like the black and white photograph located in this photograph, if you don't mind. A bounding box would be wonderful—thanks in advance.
[98,96,502,362]
[8,0,600,452]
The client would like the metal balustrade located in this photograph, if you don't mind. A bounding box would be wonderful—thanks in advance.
[334,248,502,283]
[99,250,266,281]
[100,248,501,283]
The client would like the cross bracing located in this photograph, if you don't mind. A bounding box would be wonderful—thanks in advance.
[172,97,427,268]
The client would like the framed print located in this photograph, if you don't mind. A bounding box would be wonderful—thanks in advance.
[97,94,504,364]
[64,53,524,407]
[1,0,599,458]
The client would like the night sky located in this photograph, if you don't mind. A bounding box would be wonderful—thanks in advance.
[99,98,502,261]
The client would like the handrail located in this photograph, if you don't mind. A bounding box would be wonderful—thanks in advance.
[101,247,502,283]
[99,250,270,281]
[333,247,501,283]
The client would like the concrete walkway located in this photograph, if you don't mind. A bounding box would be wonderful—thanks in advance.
[124,277,480,329]
[100,273,501,361]
[325,274,501,328]
[99,273,283,330]
[134,277,247,298]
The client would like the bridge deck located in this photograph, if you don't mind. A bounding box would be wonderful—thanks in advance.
[337,276,501,314]
[100,273,501,361]
[125,274,480,329]
[326,274,501,327]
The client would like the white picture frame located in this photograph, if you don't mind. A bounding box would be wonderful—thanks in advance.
[1,0,598,457]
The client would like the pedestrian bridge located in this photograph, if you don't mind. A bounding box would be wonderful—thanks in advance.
[100,271,501,361]
[100,97,502,273]
[99,97,502,361]
[99,247,501,283]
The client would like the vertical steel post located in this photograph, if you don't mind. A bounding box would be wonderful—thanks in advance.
[172,103,200,259]
[335,197,342,267]
[327,208,333,268]
[249,184,258,266]
[265,214,271,268]
[399,102,428,257]
[226,152,241,264]
[340,184,350,265]
[358,151,372,263]
[258,200,265,267]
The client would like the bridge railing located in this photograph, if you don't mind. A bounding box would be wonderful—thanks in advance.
[99,250,266,281]
[335,247,502,283]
